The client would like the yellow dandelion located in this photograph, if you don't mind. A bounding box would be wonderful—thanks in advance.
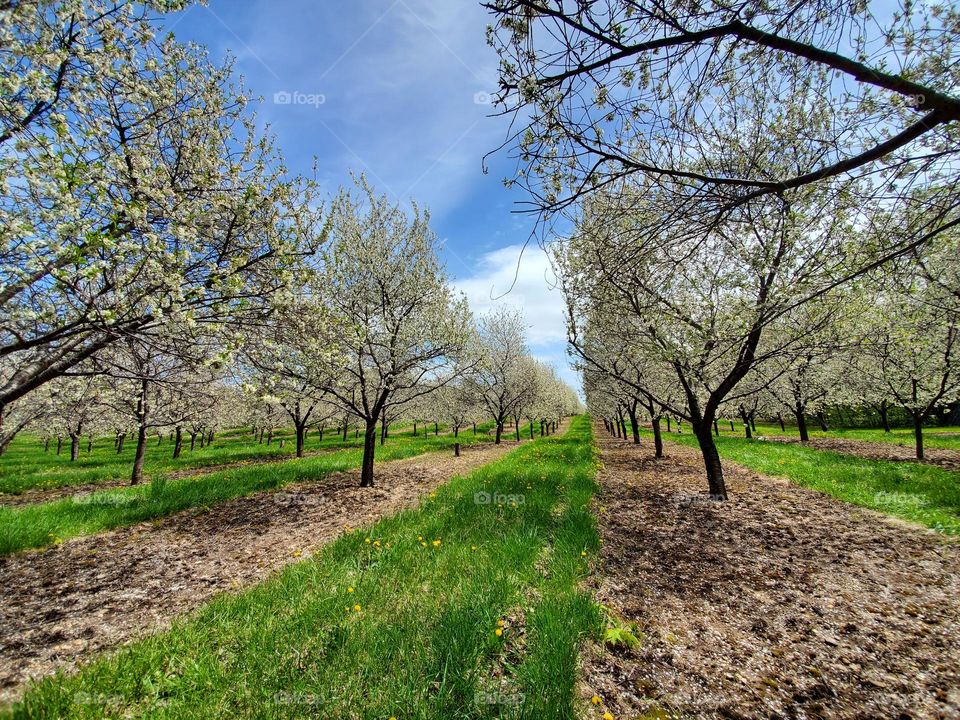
[581,551,587,557]
[291,550,302,558]
[353,604,362,612]
[603,712,614,720]
[373,540,381,547]
[591,695,601,705]
[471,545,478,551]
[347,586,354,593]
[495,628,503,637]
[420,541,427,547]
[365,538,371,544]
[497,619,505,627]
[432,539,441,547]
[418,535,423,541]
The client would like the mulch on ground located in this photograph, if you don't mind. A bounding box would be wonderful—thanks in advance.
[0,441,523,705]
[583,429,960,720]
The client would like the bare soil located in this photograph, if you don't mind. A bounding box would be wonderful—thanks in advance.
[0,441,523,705]
[583,429,960,720]
[756,435,960,470]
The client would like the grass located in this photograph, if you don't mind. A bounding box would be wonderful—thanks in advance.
[6,416,603,720]
[716,422,960,452]
[0,426,500,556]
[0,420,492,496]
[656,430,960,534]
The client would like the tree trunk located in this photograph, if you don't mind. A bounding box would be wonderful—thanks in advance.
[740,407,752,439]
[628,408,641,444]
[173,427,183,459]
[693,421,728,499]
[495,421,503,444]
[190,433,197,451]
[319,425,325,442]
[713,419,719,437]
[729,420,735,432]
[208,430,214,444]
[267,429,273,445]
[117,433,125,454]
[540,420,545,437]
[777,414,785,432]
[342,423,348,441]
[56,436,63,455]
[131,424,148,485]
[69,433,80,462]
[879,402,891,433]
[816,411,829,432]
[651,417,664,459]
[380,417,387,446]
[473,422,476,435]
[258,429,264,444]
[413,421,417,436]
[360,419,377,487]
[529,420,534,440]
[44,438,50,452]
[750,415,757,432]
[87,436,92,454]
[435,421,439,436]
[666,417,671,433]
[795,405,810,442]
[295,422,306,458]
[514,418,520,441]
[913,412,925,460]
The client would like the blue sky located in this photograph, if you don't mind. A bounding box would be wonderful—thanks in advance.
[159,0,576,388]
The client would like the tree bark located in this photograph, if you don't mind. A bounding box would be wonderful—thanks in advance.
[713,419,720,436]
[295,422,306,458]
[694,422,727,500]
[495,421,503,444]
[69,433,80,462]
[360,418,378,487]
[740,407,752,439]
[514,417,521,441]
[173,427,183,459]
[342,423,348,441]
[913,412,925,459]
[56,436,62,455]
[529,420,534,439]
[666,417,672,433]
[777,414,785,432]
[117,433,124,453]
[131,423,148,485]
[795,405,810,441]
[651,417,664,458]
[879,402,891,432]
[816,411,829,431]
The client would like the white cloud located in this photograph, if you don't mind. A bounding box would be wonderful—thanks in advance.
[454,243,566,346]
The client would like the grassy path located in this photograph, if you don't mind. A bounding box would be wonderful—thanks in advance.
[6,416,601,719]
[651,430,960,533]
[0,430,499,555]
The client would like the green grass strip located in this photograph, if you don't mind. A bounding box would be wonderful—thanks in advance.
[7,416,602,720]
[655,430,960,534]
[0,430,495,556]
[0,421,494,496]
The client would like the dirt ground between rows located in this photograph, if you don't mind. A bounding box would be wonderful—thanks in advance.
[756,435,960,470]
[0,440,525,706]
[583,429,960,720]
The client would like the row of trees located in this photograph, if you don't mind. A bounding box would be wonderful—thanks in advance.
[0,1,581,487]
[485,0,960,498]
